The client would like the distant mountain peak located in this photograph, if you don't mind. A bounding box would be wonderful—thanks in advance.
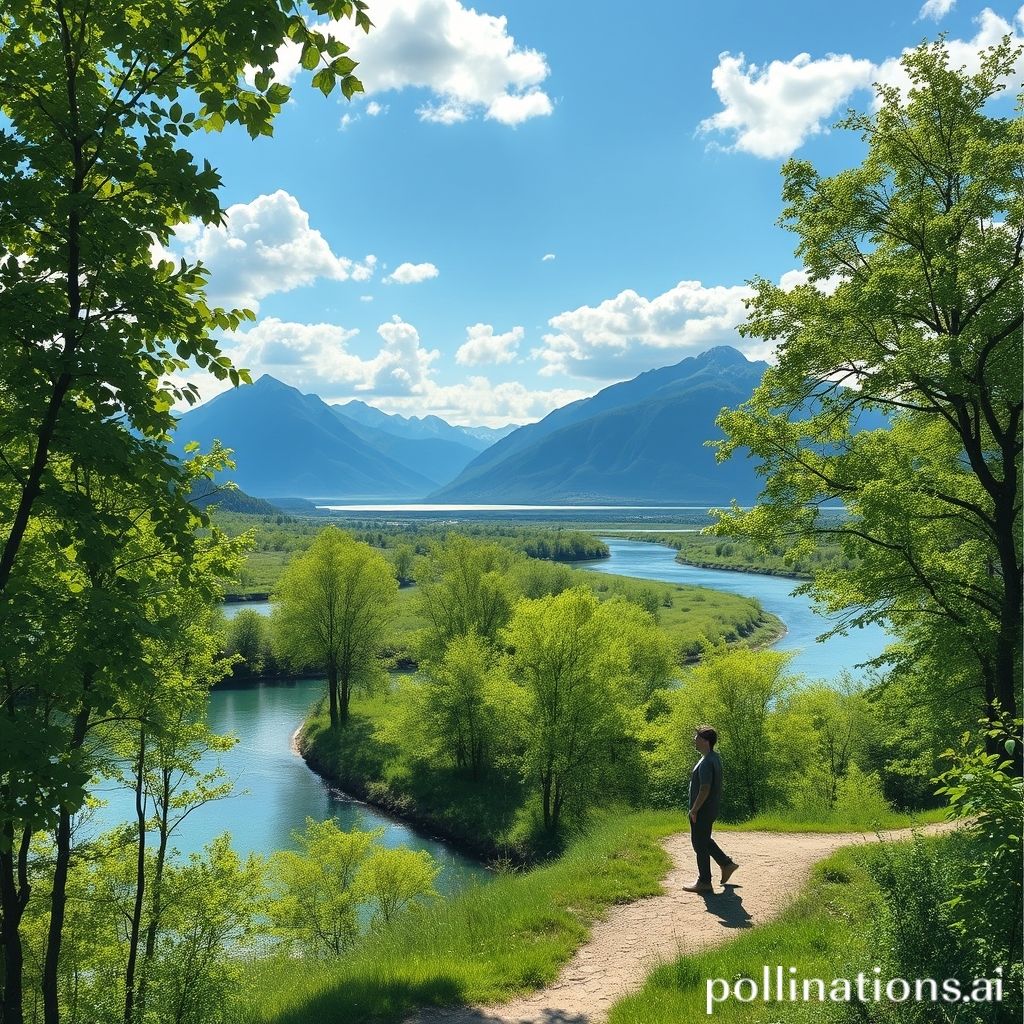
[696,345,751,366]
[251,373,292,391]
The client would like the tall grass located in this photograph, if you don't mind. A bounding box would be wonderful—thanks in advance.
[233,809,680,1024]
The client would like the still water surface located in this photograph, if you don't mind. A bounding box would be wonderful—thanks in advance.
[91,675,490,892]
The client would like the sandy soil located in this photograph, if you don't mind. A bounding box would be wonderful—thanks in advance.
[407,821,958,1024]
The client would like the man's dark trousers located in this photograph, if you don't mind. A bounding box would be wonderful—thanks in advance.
[690,810,731,883]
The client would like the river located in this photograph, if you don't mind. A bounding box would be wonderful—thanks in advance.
[580,538,889,681]
[90,675,491,893]
[101,537,887,884]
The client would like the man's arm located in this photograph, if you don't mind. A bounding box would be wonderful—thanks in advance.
[689,783,711,821]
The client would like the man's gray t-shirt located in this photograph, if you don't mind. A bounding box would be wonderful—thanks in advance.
[689,750,722,819]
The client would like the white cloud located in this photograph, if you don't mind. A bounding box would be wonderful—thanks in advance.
[700,51,875,158]
[385,261,440,284]
[339,112,358,130]
[188,313,584,425]
[701,7,1024,158]
[365,101,387,116]
[372,377,589,427]
[779,268,845,295]
[486,89,553,125]
[455,323,524,366]
[542,253,556,262]
[211,315,437,399]
[537,279,772,379]
[175,191,376,311]
[873,7,1024,98]
[302,0,552,126]
[919,0,955,20]
[359,294,374,302]
[371,316,440,395]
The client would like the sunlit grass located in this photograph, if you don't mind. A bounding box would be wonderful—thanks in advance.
[233,809,680,1024]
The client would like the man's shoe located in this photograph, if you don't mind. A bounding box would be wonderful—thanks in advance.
[682,880,714,893]
[720,861,740,885]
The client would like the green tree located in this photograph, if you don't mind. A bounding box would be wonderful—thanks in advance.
[712,39,1023,747]
[416,536,517,661]
[273,527,397,727]
[421,631,506,780]
[268,818,380,958]
[357,847,439,929]
[0,4,372,1019]
[226,608,270,677]
[0,452,247,1024]
[391,544,415,586]
[785,679,875,809]
[23,833,265,1024]
[504,588,672,832]
[680,646,799,817]
[0,0,370,611]
[266,818,438,958]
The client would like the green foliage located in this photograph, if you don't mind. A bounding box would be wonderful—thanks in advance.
[272,527,397,726]
[358,847,440,929]
[267,818,438,958]
[23,833,265,1024]
[236,809,677,1024]
[712,38,1024,734]
[0,2,371,1016]
[391,544,416,586]
[932,718,1023,979]
[855,830,1021,1024]
[415,536,517,661]
[504,588,673,832]
[417,631,515,780]
[643,650,894,825]
[226,608,273,676]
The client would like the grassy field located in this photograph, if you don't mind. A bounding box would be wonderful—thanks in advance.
[232,816,957,1024]
[580,569,783,659]
[723,806,948,833]
[233,809,680,1024]
[320,570,782,669]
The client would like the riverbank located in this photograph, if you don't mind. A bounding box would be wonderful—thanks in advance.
[296,699,532,867]
[614,532,857,581]
[673,555,806,580]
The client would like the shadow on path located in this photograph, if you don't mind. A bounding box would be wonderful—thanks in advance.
[697,883,753,929]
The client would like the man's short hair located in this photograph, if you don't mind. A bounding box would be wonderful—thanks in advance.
[695,724,718,748]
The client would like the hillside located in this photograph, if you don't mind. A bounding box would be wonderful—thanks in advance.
[172,375,438,499]
[432,346,770,504]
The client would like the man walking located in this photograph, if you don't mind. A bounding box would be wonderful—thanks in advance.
[683,725,739,893]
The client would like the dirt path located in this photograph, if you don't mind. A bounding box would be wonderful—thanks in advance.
[408,822,958,1024]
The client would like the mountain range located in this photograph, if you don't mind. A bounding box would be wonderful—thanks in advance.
[172,346,787,503]
[431,346,770,504]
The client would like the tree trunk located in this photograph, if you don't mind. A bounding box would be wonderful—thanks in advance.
[0,824,31,1024]
[124,726,147,1024]
[339,672,350,723]
[138,767,171,1020]
[42,699,92,1024]
[328,664,339,728]
[993,501,1021,723]
[541,773,552,831]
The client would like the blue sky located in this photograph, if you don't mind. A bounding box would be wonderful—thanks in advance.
[168,0,1024,424]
